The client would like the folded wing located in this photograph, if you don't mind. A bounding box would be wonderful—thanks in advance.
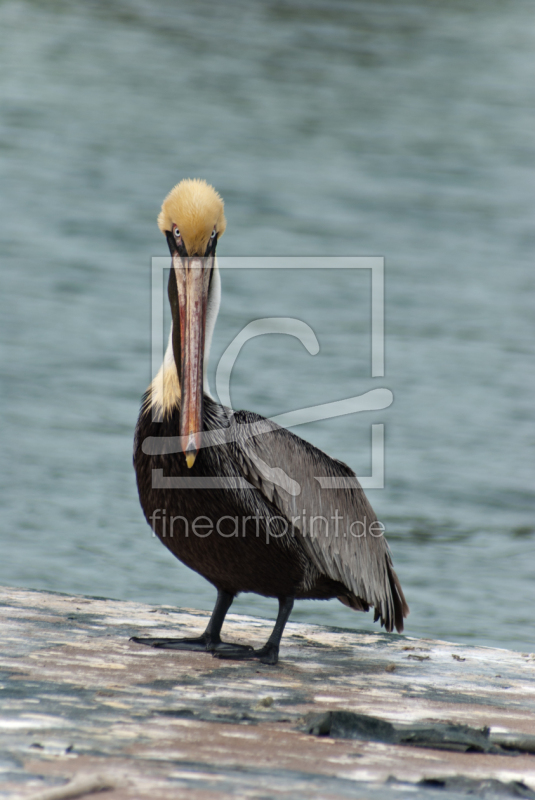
[229,410,409,632]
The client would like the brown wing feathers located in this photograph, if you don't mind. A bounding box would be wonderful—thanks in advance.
[230,410,409,633]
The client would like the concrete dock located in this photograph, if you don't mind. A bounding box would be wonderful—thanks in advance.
[0,586,534,799]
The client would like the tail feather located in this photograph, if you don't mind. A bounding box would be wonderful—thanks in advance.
[337,594,370,612]
[385,558,409,633]
[338,558,409,634]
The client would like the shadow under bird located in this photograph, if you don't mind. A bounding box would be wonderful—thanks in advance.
[132,179,408,665]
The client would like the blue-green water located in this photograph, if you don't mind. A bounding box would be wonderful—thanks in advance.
[1,0,534,651]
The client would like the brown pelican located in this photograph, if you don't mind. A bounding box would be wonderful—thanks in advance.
[132,179,408,665]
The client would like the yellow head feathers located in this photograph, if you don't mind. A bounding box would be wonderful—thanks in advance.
[158,178,226,256]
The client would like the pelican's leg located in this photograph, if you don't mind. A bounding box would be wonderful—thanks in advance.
[131,589,254,654]
[213,596,294,665]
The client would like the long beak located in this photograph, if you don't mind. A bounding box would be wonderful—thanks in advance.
[173,255,211,468]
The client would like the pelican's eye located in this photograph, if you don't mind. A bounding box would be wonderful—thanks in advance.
[173,227,180,238]
[210,228,217,239]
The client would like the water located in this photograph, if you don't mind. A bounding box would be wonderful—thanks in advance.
[1,0,534,651]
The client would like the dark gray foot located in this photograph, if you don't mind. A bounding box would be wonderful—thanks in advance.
[213,642,279,665]
[130,635,254,654]
[130,635,209,651]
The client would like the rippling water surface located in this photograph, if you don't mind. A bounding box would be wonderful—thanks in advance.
[1,0,534,650]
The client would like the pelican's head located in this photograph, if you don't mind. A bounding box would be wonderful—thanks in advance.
[158,178,226,257]
[158,179,225,469]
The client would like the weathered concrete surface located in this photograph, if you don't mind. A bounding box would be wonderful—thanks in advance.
[0,586,534,799]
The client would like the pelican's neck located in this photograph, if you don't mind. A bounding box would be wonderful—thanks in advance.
[146,260,221,418]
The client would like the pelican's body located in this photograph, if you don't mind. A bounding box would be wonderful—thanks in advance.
[133,179,408,664]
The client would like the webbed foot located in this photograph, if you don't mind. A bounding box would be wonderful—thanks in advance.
[130,635,254,654]
[213,642,279,665]
[130,635,209,651]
